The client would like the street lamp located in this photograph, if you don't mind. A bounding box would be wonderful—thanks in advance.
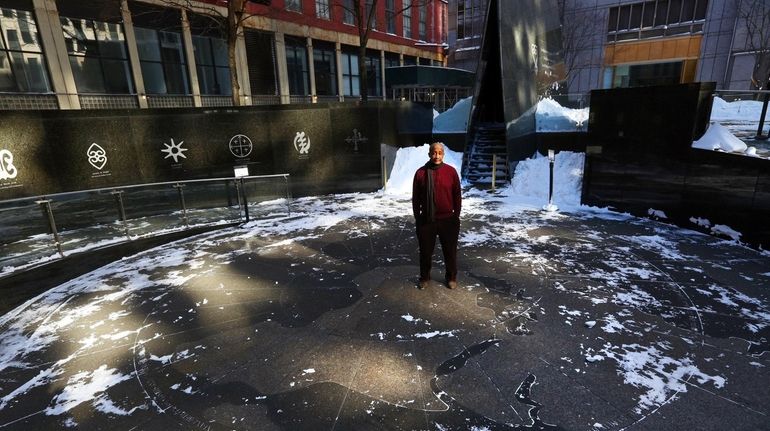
[542,149,558,212]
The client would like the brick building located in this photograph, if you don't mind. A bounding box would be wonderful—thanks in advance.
[0,0,448,110]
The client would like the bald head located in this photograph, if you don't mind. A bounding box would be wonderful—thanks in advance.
[429,142,445,165]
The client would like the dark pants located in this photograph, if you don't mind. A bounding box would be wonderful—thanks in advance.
[416,217,460,282]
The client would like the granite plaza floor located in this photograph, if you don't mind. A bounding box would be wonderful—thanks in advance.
[0,191,768,430]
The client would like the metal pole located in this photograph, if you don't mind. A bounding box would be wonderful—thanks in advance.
[36,199,64,257]
[240,178,250,223]
[548,157,554,206]
[756,90,769,140]
[284,176,292,216]
[173,183,189,228]
[491,154,497,190]
[111,190,130,239]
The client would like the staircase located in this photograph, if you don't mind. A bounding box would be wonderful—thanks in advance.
[463,123,509,188]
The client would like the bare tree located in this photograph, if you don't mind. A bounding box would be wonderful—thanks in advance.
[158,0,270,105]
[334,0,429,102]
[557,0,603,94]
[735,0,770,91]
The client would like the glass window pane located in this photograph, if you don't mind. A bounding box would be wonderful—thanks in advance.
[654,0,669,26]
[351,76,359,96]
[197,65,216,94]
[668,0,682,24]
[694,0,707,20]
[0,53,16,91]
[135,27,161,61]
[193,36,213,66]
[216,66,232,95]
[211,38,228,66]
[618,6,630,31]
[343,76,351,96]
[642,2,655,27]
[69,56,106,93]
[96,22,127,59]
[163,62,189,94]
[160,32,185,64]
[10,52,50,92]
[608,7,619,32]
[630,4,642,29]
[141,61,166,94]
[342,54,350,74]
[681,0,695,21]
[102,59,133,93]
[3,10,42,52]
[350,54,358,71]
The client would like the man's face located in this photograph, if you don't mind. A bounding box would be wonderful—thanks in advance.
[429,145,444,165]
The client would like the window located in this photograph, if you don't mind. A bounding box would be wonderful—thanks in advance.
[366,52,381,97]
[458,0,485,40]
[384,52,400,68]
[60,17,133,94]
[365,0,377,30]
[286,0,302,12]
[403,6,412,38]
[343,0,355,25]
[457,0,465,39]
[313,43,336,96]
[612,61,682,88]
[285,38,309,95]
[607,0,708,42]
[135,27,189,94]
[419,3,427,40]
[386,0,395,33]
[192,35,231,95]
[316,0,330,19]
[0,7,51,93]
[341,51,359,96]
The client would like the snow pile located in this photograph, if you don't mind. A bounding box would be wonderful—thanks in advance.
[692,122,748,153]
[535,98,589,132]
[510,151,585,209]
[710,97,765,123]
[432,97,472,133]
[384,144,463,195]
[433,96,589,133]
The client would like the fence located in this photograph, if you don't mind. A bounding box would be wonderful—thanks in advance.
[0,174,291,277]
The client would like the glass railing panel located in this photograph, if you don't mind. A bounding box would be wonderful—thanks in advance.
[177,180,243,226]
[241,175,291,219]
[0,199,56,273]
[118,185,190,237]
[49,190,134,255]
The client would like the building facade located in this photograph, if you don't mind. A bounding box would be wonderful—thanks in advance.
[446,0,768,96]
[0,0,448,110]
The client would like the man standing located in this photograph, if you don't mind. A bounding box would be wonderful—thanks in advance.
[412,142,462,289]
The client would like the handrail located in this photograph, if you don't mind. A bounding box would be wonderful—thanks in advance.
[0,174,291,206]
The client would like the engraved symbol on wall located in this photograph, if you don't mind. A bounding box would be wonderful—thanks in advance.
[0,149,18,180]
[87,143,107,170]
[344,128,368,153]
[293,131,310,155]
[229,134,253,158]
[161,138,188,163]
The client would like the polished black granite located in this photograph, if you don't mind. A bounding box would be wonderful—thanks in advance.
[0,193,768,430]
[583,83,770,248]
[0,102,430,200]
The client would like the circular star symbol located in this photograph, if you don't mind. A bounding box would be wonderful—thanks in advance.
[161,138,188,163]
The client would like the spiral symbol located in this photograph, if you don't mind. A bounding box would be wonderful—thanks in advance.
[0,149,17,180]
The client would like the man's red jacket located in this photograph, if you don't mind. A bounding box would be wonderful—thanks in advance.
[412,162,461,223]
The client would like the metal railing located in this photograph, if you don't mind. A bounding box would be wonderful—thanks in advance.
[0,174,291,277]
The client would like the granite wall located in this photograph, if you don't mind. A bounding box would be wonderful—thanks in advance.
[0,102,429,200]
